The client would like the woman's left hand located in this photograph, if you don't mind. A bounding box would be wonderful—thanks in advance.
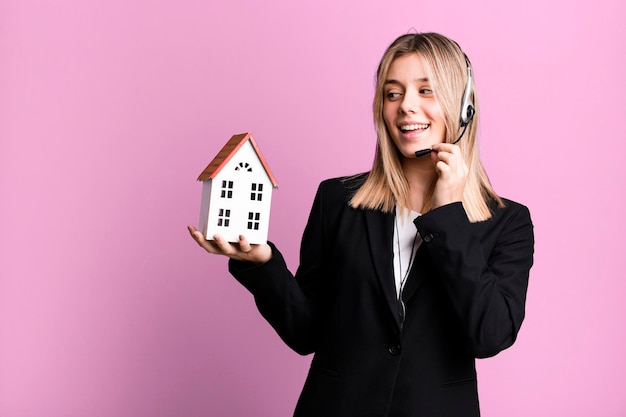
[430,143,468,209]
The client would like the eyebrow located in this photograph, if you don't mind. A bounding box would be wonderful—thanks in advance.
[384,77,429,86]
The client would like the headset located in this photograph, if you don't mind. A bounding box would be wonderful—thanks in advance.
[414,56,475,158]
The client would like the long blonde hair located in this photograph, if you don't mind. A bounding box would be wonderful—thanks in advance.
[349,32,503,222]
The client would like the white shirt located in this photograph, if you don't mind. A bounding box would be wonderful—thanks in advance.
[393,206,423,299]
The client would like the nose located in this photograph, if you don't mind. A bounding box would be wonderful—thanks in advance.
[399,87,420,114]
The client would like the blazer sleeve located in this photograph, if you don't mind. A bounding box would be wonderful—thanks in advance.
[228,180,337,355]
[414,201,535,358]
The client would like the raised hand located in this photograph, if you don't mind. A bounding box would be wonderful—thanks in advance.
[430,143,468,209]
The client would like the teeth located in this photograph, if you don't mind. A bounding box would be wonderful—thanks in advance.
[400,123,429,132]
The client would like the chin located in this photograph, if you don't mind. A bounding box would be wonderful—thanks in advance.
[398,147,422,160]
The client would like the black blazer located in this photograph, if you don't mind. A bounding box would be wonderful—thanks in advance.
[230,174,534,417]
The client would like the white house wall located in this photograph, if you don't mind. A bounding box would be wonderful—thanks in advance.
[198,180,213,239]
[202,140,273,244]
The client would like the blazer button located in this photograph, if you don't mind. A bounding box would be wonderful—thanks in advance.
[424,234,433,242]
[387,344,401,356]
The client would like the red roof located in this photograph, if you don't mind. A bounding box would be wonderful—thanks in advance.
[197,132,278,188]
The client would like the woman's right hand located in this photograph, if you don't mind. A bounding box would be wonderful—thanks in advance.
[187,225,272,265]
[429,142,468,210]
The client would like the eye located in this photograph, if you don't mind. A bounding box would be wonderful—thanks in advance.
[419,88,433,95]
[385,91,402,100]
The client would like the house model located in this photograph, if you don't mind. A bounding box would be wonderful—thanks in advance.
[197,132,278,244]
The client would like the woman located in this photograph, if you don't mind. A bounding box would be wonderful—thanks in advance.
[189,32,534,417]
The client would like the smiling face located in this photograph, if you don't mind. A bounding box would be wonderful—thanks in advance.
[382,53,446,159]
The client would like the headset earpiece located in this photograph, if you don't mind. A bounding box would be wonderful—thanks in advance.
[460,62,475,127]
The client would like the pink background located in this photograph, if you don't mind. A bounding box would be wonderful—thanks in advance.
[1,0,625,416]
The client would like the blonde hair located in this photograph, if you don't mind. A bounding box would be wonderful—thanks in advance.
[349,32,503,222]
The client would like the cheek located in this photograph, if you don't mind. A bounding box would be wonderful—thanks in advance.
[426,102,445,122]
[382,105,395,128]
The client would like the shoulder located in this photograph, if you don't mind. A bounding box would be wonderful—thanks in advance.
[490,198,532,223]
[306,173,369,228]
[481,197,534,239]
[302,173,369,242]
[316,172,369,203]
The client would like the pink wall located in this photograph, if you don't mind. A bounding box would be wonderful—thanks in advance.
[1,0,625,416]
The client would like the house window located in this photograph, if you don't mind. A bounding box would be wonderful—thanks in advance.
[250,183,264,201]
[247,212,261,230]
[217,209,231,227]
[220,180,233,198]
[235,162,253,172]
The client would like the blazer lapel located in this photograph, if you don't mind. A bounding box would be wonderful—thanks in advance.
[363,209,402,328]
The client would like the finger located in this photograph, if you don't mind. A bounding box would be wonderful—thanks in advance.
[432,143,460,153]
[433,146,461,165]
[195,235,223,255]
[434,153,457,177]
[187,225,206,245]
[212,234,235,254]
[238,235,252,253]
[437,151,454,165]
[435,160,450,176]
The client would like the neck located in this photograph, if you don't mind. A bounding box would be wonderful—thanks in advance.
[401,157,437,213]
